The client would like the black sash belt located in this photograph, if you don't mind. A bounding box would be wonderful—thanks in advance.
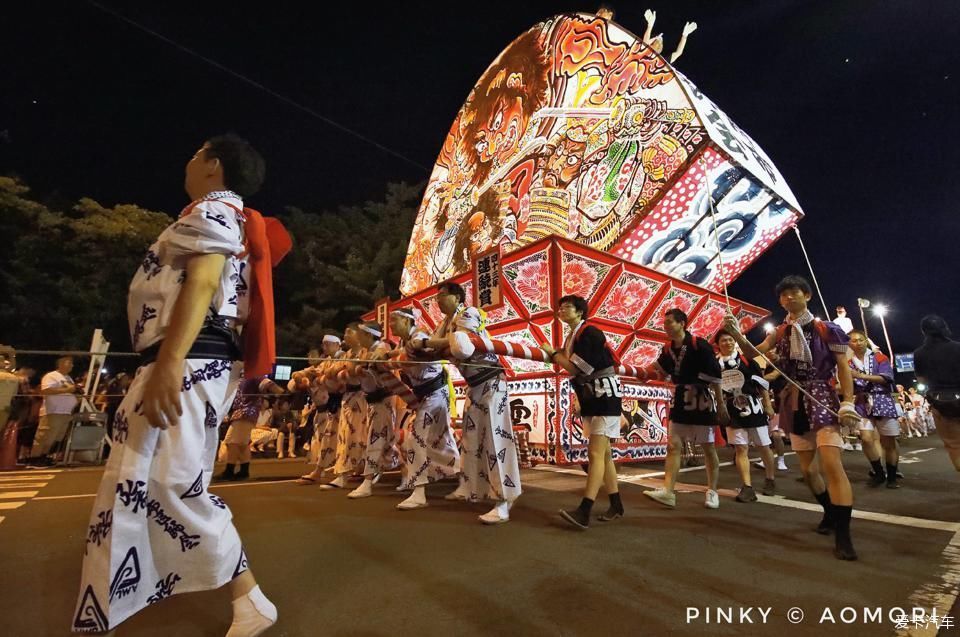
[464,366,505,388]
[345,384,362,393]
[412,371,448,399]
[325,392,343,413]
[139,325,240,367]
[365,387,391,403]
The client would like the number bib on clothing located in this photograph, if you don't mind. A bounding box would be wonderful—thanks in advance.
[671,384,717,426]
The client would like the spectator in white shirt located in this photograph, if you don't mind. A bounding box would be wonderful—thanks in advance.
[30,356,80,461]
[834,306,854,334]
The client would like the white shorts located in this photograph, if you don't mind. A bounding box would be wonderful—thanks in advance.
[670,422,715,445]
[727,426,771,447]
[789,426,843,452]
[583,415,621,439]
[861,417,901,437]
[223,420,255,445]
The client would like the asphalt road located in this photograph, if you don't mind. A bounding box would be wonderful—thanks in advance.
[1,435,958,637]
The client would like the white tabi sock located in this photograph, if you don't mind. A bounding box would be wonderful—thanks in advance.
[226,585,277,637]
[397,486,428,509]
[331,474,347,488]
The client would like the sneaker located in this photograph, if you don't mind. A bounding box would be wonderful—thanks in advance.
[735,485,757,503]
[643,488,676,508]
[559,508,589,530]
[762,478,776,496]
[842,442,854,451]
[853,443,862,451]
[597,505,625,522]
[869,471,886,487]
[777,457,788,472]
[705,489,720,509]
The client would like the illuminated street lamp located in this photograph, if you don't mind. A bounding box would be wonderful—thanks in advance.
[857,298,871,337]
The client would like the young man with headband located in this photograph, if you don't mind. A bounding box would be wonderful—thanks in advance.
[389,308,461,510]
[347,321,401,499]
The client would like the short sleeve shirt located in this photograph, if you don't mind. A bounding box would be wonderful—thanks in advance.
[127,191,247,352]
[568,324,622,418]
[39,371,78,416]
[656,332,722,425]
[718,355,769,428]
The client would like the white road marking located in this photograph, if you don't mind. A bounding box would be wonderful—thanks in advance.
[0,501,26,511]
[0,483,49,489]
[0,491,39,500]
[0,474,56,482]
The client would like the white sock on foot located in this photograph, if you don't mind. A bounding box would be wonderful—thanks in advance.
[226,585,277,637]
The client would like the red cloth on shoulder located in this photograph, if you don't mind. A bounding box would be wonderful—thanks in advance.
[217,202,292,376]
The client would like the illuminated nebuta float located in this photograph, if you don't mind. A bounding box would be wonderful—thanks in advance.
[389,12,804,465]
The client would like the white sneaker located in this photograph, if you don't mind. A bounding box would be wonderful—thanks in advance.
[776,457,788,472]
[705,489,720,509]
[853,443,862,451]
[643,488,676,508]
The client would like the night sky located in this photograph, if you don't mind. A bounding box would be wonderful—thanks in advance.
[2,1,958,357]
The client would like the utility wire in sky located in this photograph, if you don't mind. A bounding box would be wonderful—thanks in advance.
[86,1,432,172]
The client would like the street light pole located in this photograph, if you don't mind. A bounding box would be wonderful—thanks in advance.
[857,297,870,338]
[873,304,896,364]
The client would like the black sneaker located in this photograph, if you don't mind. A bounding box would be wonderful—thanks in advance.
[869,472,886,487]
[559,509,590,530]
[597,506,624,522]
[886,479,901,489]
[735,485,758,502]
[762,478,776,496]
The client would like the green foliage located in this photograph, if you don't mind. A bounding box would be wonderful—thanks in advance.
[0,177,170,355]
[0,176,422,364]
[273,181,421,354]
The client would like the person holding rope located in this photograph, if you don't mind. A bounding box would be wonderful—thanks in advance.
[320,323,369,490]
[543,295,625,529]
[389,308,461,510]
[73,134,289,635]
[723,275,861,561]
[346,321,401,499]
[296,335,344,485]
[714,329,777,502]
[640,308,729,510]
[411,281,522,524]
[847,329,901,488]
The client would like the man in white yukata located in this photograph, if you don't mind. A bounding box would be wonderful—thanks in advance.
[389,308,461,510]
[411,281,521,524]
[296,335,343,485]
[73,134,288,636]
[320,324,369,490]
[347,321,401,498]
